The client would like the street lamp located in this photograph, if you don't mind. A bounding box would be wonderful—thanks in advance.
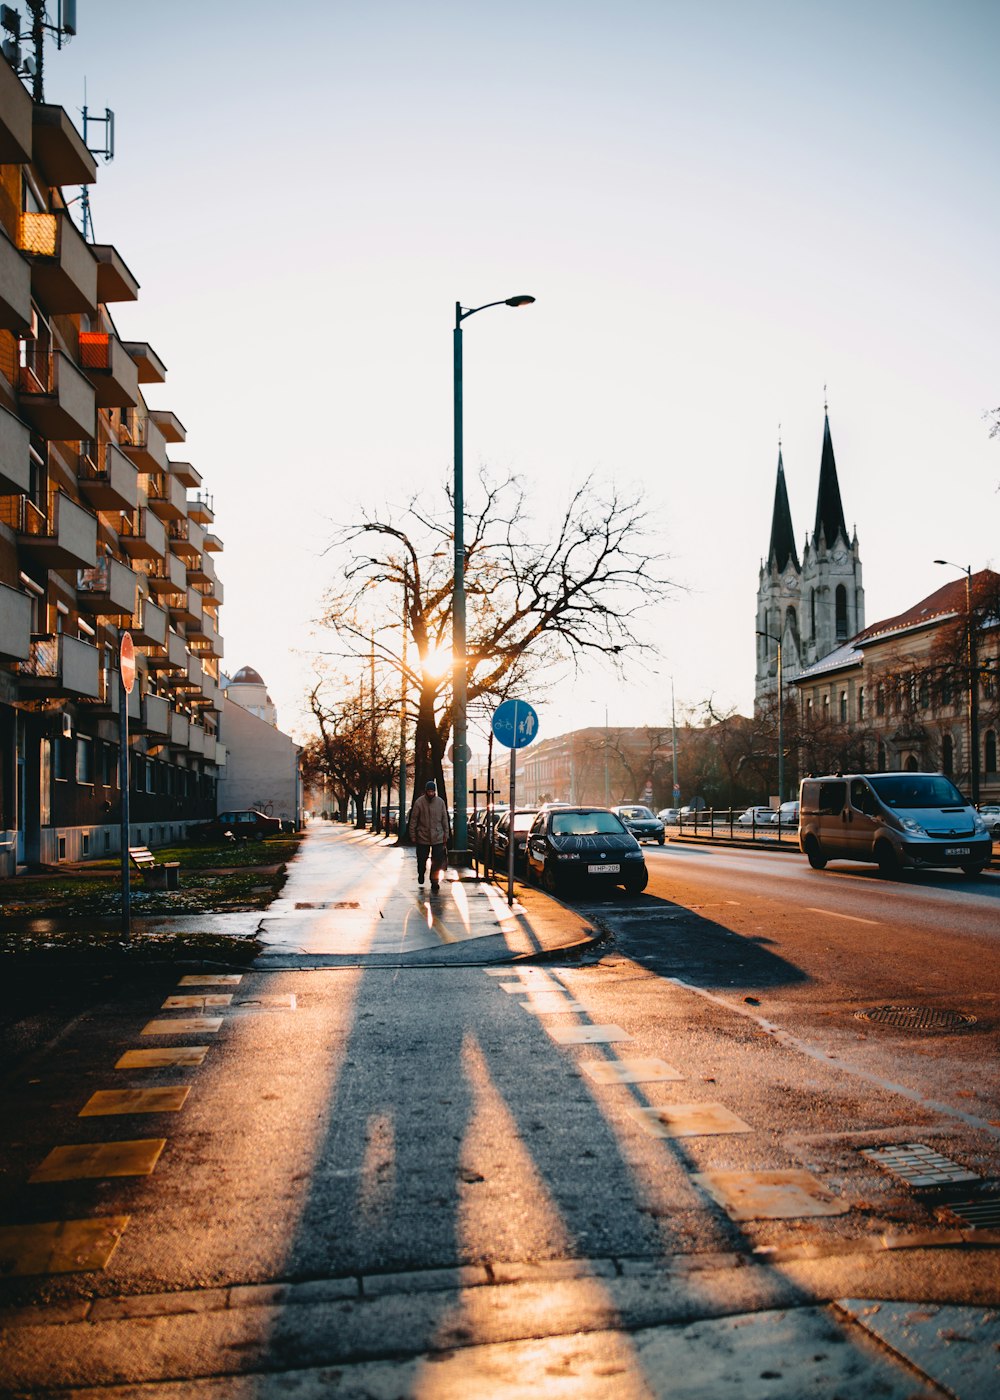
[933,560,979,804]
[452,294,535,862]
[756,629,784,803]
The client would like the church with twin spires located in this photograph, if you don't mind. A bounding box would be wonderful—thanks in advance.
[755,412,865,708]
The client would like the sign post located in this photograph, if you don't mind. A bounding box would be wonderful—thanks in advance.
[491,698,539,906]
[119,632,136,942]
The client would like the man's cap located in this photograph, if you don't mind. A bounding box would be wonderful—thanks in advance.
[424,779,436,791]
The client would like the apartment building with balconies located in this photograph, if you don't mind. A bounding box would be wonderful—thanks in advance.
[0,56,226,874]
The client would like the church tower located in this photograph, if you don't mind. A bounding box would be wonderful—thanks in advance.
[755,410,864,706]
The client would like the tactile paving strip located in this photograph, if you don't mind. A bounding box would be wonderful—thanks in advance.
[859,1142,980,1186]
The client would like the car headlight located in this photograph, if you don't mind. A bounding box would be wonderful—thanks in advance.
[898,817,927,836]
[973,815,988,835]
[625,850,644,860]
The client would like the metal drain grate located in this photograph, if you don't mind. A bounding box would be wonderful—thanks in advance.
[939,1197,1000,1229]
[854,1006,977,1031]
[859,1143,980,1187]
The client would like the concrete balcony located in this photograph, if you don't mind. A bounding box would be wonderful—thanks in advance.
[187,723,206,756]
[0,402,30,494]
[185,652,204,691]
[0,580,31,661]
[169,710,190,748]
[88,667,140,722]
[147,627,188,676]
[118,506,166,562]
[0,52,33,164]
[172,461,201,490]
[78,440,139,513]
[149,408,185,443]
[143,468,187,521]
[202,734,217,763]
[0,226,32,334]
[188,493,214,526]
[77,555,137,617]
[91,244,140,304]
[169,585,203,631]
[203,531,223,553]
[78,331,139,408]
[3,490,97,569]
[131,596,166,649]
[17,632,100,698]
[19,209,98,315]
[31,104,98,187]
[118,409,169,474]
[143,550,187,599]
[18,350,96,441]
[141,691,171,737]
[168,514,204,564]
[200,677,223,712]
[121,341,167,384]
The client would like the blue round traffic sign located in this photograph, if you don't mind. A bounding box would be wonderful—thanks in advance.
[491,699,539,750]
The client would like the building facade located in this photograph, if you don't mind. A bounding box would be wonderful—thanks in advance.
[0,58,225,874]
[218,667,301,827]
[756,412,865,705]
[794,571,1000,800]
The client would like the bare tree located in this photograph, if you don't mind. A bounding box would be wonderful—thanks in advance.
[320,470,673,795]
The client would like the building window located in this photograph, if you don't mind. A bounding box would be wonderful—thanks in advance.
[876,685,885,717]
[839,691,848,723]
[810,588,816,640]
[942,733,954,776]
[835,584,848,641]
[941,674,953,706]
[76,738,93,784]
[858,686,865,720]
[918,677,930,709]
[82,833,90,855]
[984,670,996,701]
[54,738,70,781]
[987,730,998,774]
[877,740,886,771]
[805,697,813,719]
[822,695,830,718]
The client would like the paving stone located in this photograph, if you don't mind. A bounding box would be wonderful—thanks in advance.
[0,1217,128,1276]
[362,1264,490,1297]
[161,994,233,1010]
[79,1087,190,1116]
[490,1257,618,1285]
[582,1057,684,1084]
[89,1287,229,1321]
[177,974,243,986]
[115,1047,209,1069]
[693,1169,849,1221]
[547,1023,634,1045]
[141,1017,223,1035]
[630,1102,753,1138]
[29,1139,165,1182]
[840,1299,1000,1399]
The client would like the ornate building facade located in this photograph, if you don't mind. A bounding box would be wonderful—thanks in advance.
[755,412,865,706]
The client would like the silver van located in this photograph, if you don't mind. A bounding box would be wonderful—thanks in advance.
[798,772,993,877]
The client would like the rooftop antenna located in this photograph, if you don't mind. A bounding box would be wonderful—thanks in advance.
[80,85,115,241]
[4,1,78,102]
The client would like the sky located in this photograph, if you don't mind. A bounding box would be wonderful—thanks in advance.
[43,0,1000,752]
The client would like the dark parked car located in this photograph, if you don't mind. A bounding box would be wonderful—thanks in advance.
[612,804,665,844]
[525,806,648,895]
[492,807,539,873]
[191,809,282,842]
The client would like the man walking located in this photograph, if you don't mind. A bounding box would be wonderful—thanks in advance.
[407,779,451,893]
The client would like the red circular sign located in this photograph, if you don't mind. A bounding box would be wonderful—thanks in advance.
[120,631,136,694]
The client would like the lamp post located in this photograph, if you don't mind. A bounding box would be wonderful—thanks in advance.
[934,560,979,804]
[452,294,534,861]
[757,629,784,803]
[398,563,409,843]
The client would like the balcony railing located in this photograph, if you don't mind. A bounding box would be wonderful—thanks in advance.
[17,632,100,697]
[118,407,168,473]
[117,505,167,560]
[77,555,138,616]
[17,347,96,441]
[0,489,97,568]
[78,439,139,512]
[18,209,98,315]
[77,331,139,408]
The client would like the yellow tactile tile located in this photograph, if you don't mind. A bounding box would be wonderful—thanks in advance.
[116,1047,209,1069]
[141,1017,223,1035]
[0,1216,129,1276]
[692,1169,849,1220]
[583,1058,684,1084]
[630,1103,753,1139]
[79,1088,190,1116]
[29,1139,166,1183]
[161,994,233,1010]
[177,974,243,986]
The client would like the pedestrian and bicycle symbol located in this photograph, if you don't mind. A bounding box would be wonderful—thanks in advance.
[491,699,539,749]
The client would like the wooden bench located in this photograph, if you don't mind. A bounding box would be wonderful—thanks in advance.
[129,846,181,890]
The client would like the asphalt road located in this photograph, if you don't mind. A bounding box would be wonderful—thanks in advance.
[2,836,998,1396]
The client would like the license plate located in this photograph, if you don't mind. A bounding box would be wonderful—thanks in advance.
[945,846,970,856]
[588,863,620,874]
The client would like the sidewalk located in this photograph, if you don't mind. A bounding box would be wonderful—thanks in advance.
[253,822,605,967]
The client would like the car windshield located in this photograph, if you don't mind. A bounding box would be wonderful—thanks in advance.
[618,807,655,820]
[513,813,536,832]
[552,811,626,836]
[868,774,966,808]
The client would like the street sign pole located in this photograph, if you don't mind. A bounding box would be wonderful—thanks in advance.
[507,701,518,907]
[119,633,136,942]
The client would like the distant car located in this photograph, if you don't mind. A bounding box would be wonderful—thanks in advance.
[657,807,681,826]
[191,809,282,842]
[612,804,666,845]
[679,804,708,825]
[737,806,775,827]
[765,800,800,828]
[978,805,1000,839]
[493,807,539,872]
[525,806,648,895]
[472,808,508,859]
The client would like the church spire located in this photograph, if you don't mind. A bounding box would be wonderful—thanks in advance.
[813,409,848,547]
[767,446,799,573]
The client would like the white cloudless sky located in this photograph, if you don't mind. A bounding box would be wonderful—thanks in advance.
[46,0,999,747]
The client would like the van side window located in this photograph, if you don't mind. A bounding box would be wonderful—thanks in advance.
[850,779,875,815]
[817,780,846,814]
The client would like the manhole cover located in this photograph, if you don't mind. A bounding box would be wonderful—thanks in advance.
[854,1006,977,1031]
[859,1143,980,1187]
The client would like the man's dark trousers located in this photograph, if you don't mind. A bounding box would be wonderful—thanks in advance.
[416,842,447,885]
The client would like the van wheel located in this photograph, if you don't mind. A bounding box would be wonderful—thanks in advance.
[804,837,826,870]
[875,841,900,878]
[961,862,985,876]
